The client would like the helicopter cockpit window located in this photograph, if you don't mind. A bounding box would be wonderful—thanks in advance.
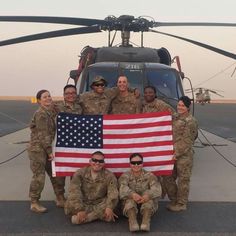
[146,70,183,101]
[85,68,143,93]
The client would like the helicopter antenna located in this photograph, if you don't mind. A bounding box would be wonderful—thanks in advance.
[195,61,236,87]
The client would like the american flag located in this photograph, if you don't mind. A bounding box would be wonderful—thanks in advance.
[52,112,174,177]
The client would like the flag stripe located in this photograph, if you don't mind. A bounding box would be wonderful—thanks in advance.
[54,155,173,163]
[103,130,172,139]
[54,151,174,158]
[103,120,172,129]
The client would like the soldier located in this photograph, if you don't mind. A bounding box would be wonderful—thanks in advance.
[78,76,117,115]
[163,96,198,212]
[64,151,119,224]
[109,75,141,114]
[28,89,65,213]
[55,84,82,114]
[142,85,175,199]
[119,153,162,232]
[53,84,83,207]
[142,85,175,114]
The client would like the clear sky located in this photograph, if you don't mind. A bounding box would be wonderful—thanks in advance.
[0,0,235,98]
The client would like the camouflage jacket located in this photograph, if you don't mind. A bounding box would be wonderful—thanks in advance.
[78,88,118,115]
[110,92,141,114]
[67,166,118,211]
[142,98,175,114]
[54,100,82,114]
[173,113,198,157]
[28,106,56,154]
[119,169,162,200]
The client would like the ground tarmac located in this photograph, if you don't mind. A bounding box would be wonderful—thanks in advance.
[0,101,236,235]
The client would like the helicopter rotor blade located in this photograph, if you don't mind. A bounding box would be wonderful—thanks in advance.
[208,89,224,97]
[0,16,105,26]
[153,22,236,27]
[0,26,102,47]
[150,29,236,60]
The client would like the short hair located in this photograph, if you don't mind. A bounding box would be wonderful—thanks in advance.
[129,153,143,162]
[144,85,157,94]
[36,89,49,100]
[91,151,105,158]
[63,84,76,93]
[179,96,191,108]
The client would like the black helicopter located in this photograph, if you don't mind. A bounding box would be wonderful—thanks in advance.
[0,15,236,107]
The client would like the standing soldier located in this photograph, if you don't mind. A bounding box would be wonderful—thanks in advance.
[142,85,175,198]
[110,75,141,114]
[64,151,119,224]
[163,96,198,212]
[28,90,65,213]
[142,86,175,114]
[53,84,83,207]
[55,84,82,114]
[78,76,117,115]
[119,153,162,232]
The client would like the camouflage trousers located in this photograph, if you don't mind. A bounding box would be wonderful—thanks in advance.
[121,198,158,217]
[163,150,193,205]
[64,197,118,220]
[28,150,65,201]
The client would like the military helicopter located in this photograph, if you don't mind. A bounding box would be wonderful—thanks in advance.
[195,88,224,104]
[0,15,236,107]
[185,87,224,104]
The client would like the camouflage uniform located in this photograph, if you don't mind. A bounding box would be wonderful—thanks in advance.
[110,92,141,114]
[163,112,198,205]
[119,169,162,216]
[54,100,82,114]
[64,166,119,220]
[142,98,175,198]
[142,98,175,114]
[28,106,65,201]
[78,88,118,115]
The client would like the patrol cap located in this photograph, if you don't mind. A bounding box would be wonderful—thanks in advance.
[90,76,108,88]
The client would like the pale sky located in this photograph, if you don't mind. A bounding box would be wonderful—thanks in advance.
[0,0,236,98]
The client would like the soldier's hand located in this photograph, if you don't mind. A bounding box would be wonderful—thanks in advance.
[104,208,118,222]
[132,193,143,203]
[77,211,87,223]
[140,194,150,203]
[48,153,54,161]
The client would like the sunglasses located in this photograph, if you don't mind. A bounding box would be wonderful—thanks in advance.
[94,83,105,87]
[130,161,143,166]
[91,158,105,164]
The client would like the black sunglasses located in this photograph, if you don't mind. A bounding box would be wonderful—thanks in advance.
[91,158,105,163]
[130,161,143,166]
[94,83,105,87]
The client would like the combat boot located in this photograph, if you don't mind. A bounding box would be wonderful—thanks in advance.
[55,194,66,208]
[168,203,187,212]
[166,200,177,210]
[127,208,139,232]
[71,212,97,224]
[30,200,47,213]
[140,208,152,232]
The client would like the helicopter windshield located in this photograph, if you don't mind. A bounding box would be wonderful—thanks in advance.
[80,62,183,106]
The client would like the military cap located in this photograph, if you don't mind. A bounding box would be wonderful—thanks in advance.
[90,76,108,88]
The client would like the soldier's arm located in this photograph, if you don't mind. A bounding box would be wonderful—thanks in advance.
[118,173,135,200]
[64,171,85,215]
[35,112,54,155]
[135,98,142,114]
[105,173,119,209]
[143,174,162,199]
